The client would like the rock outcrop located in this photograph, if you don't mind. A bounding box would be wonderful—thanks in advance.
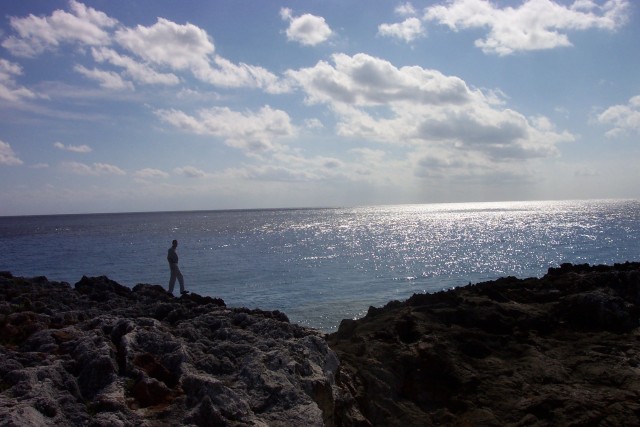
[2,262,640,426]
[329,262,640,426]
[0,273,362,426]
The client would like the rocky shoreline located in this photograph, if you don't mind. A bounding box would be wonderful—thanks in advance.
[1,262,639,426]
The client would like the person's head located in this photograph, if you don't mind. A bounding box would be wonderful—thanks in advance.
[172,239,178,247]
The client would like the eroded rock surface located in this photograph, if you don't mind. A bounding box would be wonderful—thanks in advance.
[3,262,640,426]
[0,273,360,426]
[329,262,640,426]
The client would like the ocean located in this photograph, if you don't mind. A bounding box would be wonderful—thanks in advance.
[1,199,638,332]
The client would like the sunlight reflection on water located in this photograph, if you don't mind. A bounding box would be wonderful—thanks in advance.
[1,199,639,332]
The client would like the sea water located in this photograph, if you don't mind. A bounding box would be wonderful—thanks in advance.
[1,199,638,332]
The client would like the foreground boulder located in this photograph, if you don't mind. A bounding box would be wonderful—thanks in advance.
[329,262,640,426]
[0,273,362,426]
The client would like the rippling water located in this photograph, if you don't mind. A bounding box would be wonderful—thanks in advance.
[1,199,638,331]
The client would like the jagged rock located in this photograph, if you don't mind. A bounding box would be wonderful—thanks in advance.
[0,274,355,426]
[3,262,639,426]
[329,262,640,426]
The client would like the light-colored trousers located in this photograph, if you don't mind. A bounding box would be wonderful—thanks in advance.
[168,262,185,293]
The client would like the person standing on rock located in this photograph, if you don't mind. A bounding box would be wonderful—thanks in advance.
[167,239,188,295]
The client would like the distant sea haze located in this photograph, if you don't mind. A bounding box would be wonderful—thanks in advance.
[1,199,638,332]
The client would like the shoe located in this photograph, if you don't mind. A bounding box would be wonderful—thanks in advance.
[181,290,189,295]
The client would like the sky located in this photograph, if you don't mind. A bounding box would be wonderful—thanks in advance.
[0,0,639,215]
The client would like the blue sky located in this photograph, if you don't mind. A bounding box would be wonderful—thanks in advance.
[1,0,638,215]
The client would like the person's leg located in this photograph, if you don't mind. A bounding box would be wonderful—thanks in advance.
[176,267,185,293]
[168,264,177,293]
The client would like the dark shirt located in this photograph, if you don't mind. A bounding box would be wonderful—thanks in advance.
[167,246,179,264]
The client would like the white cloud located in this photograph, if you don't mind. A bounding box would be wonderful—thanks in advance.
[91,47,180,86]
[155,105,296,152]
[0,58,41,101]
[2,0,118,57]
[199,56,291,94]
[134,168,169,179]
[288,53,471,107]
[396,2,418,17]
[62,161,126,175]
[287,53,573,163]
[280,8,333,46]
[378,17,425,43]
[3,3,291,94]
[598,95,640,138]
[115,18,290,93]
[54,141,92,153]
[115,18,213,71]
[0,141,24,165]
[174,166,207,178]
[74,64,134,90]
[424,0,630,55]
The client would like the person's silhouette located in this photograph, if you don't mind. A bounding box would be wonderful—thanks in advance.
[167,239,187,295]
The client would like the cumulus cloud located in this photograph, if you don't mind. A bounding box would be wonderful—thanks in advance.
[2,0,117,57]
[379,4,424,43]
[287,53,573,163]
[3,3,290,94]
[53,142,92,153]
[74,64,134,90]
[0,141,24,165]
[0,59,41,101]
[63,161,126,175]
[288,53,471,107]
[598,95,640,138]
[424,0,630,55]
[280,8,333,46]
[155,105,296,152]
[91,47,180,86]
[378,17,425,42]
[115,18,213,71]
[199,56,291,93]
[115,18,290,93]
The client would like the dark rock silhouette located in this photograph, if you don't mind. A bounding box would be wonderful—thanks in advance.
[329,262,640,426]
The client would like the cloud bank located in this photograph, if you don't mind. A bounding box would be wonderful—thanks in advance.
[288,53,574,165]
